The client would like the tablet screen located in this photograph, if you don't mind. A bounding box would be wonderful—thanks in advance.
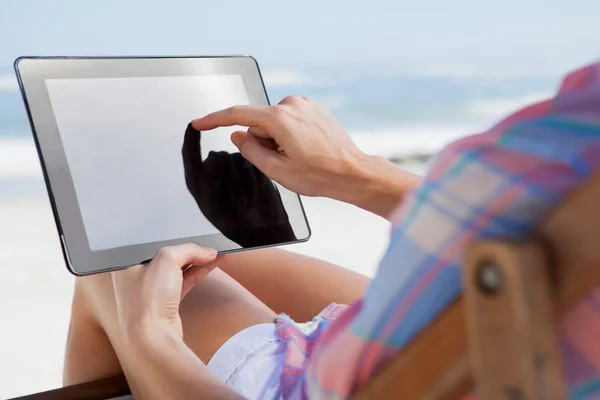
[44,75,286,251]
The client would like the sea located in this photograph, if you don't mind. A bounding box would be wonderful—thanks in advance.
[0,70,560,197]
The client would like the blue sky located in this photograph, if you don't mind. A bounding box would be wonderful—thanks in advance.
[1,0,599,90]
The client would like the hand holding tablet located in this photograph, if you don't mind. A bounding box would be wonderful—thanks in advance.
[15,56,310,275]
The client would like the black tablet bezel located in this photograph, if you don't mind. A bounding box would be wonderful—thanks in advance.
[14,56,311,276]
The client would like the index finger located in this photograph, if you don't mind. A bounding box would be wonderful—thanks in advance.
[191,105,274,132]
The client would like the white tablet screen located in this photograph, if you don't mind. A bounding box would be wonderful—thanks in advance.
[45,75,249,251]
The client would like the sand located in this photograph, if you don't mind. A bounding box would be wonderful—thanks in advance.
[0,194,390,398]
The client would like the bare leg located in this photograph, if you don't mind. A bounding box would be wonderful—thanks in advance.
[63,279,122,384]
[64,250,368,385]
[64,268,276,386]
[219,248,369,321]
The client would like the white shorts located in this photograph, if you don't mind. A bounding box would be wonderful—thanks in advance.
[207,323,286,400]
[108,323,287,400]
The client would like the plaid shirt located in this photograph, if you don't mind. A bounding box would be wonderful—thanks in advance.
[274,62,600,400]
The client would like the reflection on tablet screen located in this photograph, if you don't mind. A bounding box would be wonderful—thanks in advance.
[182,124,296,247]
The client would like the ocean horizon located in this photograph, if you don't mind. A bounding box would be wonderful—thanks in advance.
[0,68,561,189]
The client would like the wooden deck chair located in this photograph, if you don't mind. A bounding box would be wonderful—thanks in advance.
[12,170,600,400]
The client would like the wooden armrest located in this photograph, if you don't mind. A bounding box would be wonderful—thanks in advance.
[10,375,129,400]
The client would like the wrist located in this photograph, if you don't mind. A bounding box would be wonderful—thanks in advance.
[136,321,183,350]
[330,152,421,219]
[126,317,183,357]
[122,319,243,400]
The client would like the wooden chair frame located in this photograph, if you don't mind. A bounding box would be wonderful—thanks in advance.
[12,172,600,400]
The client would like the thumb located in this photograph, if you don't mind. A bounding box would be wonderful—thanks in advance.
[231,131,284,179]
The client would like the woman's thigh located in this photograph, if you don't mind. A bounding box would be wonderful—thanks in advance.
[64,249,368,386]
[219,249,370,322]
[178,268,277,362]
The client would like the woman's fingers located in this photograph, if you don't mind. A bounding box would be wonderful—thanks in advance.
[191,95,363,199]
[247,126,271,139]
[180,257,223,299]
[191,105,275,133]
[246,127,278,150]
[231,131,285,180]
[153,244,218,271]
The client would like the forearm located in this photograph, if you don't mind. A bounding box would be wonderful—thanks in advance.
[329,153,421,220]
[123,326,243,400]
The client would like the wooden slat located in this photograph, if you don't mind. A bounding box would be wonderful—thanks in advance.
[464,241,567,400]
[352,299,471,400]
[539,169,600,309]
[11,374,129,400]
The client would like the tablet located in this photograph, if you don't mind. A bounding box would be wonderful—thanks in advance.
[15,56,310,276]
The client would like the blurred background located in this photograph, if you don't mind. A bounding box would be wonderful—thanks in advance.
[0,0,598,397]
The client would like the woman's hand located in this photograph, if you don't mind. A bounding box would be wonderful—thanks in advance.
[192,96,421,219]
[104,245,242,400]
[193,95,366,198]
[110,244,221,341]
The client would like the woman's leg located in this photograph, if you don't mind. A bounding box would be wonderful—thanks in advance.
[64,267,276,386]
[64,249,368,385]
[219,248,369,321]
[63,278,122,385]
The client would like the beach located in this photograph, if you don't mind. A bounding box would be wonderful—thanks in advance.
[0,191,391,398]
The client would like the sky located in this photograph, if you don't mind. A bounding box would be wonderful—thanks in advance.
[0,0,599,90]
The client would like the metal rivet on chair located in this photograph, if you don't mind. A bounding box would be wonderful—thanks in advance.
[477,262,503,295]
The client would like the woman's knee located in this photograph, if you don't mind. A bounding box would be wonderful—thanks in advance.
[65,276,122,385]
[72,273,120,334]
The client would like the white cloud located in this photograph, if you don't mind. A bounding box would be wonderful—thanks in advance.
[401,61,572,80]
[313,94,347,109]
[466,92,552,118]
[416,62,483,79]
[0,74,18,91]
[262,70,312,87]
